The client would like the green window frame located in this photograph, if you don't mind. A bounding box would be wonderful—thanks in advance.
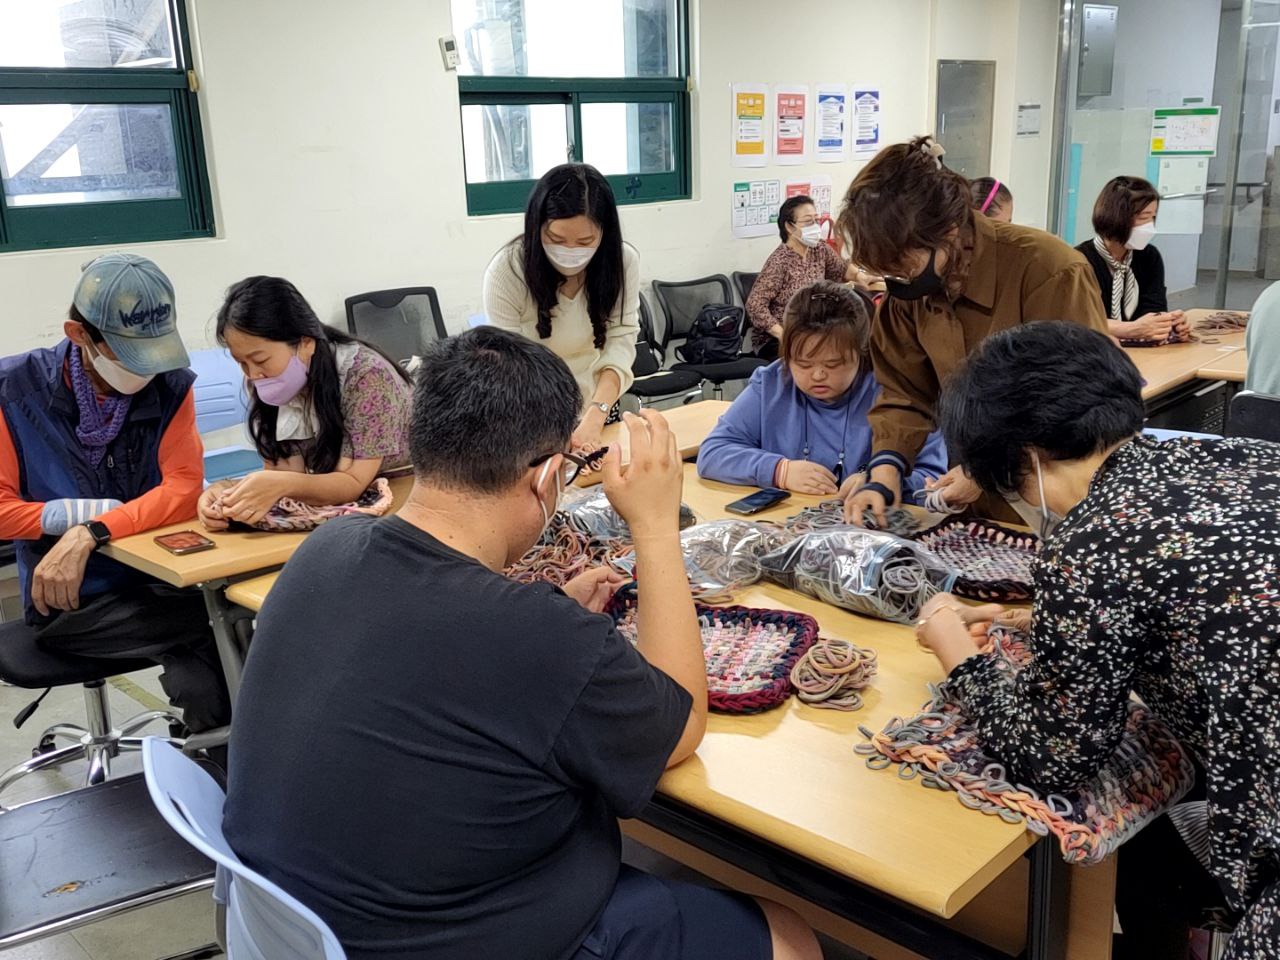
[0,0,214,254]
[458,2,691,216]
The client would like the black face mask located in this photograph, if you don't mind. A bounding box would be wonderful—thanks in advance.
[884,249,946,301]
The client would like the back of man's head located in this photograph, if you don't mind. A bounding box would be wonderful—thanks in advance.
[410,327,582,493]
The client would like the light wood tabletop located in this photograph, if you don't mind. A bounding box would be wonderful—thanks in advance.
[226,464,1036,920]
[1127,308,1248,401]
[577,400,730,486]
[1197,349,1247,383]
[102,475,415,588]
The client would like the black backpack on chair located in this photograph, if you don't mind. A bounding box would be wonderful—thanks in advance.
[676,304,745,365]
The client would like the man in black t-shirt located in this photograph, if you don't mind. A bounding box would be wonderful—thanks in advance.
[222,327,820,960]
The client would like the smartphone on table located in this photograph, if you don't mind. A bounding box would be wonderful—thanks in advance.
[154,530,217,555]
[725,488,791,516]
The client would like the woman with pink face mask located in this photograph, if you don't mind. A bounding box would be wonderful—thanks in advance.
[483,163,638,458]
[1077,176,1191,343]
[197,276,412,530]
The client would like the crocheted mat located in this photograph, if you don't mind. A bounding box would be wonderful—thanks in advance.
[607,584,819,714]
[911,517,1040,602]
[250,478,394,532]
[855,624,1195,864]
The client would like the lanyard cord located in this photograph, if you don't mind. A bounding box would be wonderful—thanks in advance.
[800,388,857,484]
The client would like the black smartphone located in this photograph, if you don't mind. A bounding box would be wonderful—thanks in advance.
[154,530,217,555]
[725,488,791,516]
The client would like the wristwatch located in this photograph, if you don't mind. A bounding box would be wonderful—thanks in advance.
[590,401,611,416]
[82,519,111,548]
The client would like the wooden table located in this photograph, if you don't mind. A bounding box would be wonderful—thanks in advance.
[225,466,1108,960]
[1126,309,1247,401]
[1197,349,1247,383]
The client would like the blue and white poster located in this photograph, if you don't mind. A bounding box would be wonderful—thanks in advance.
[815,84,847,162]
[853,86,881,158]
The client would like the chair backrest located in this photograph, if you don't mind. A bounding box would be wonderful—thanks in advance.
[1226,390,1280,443]
[731,271,759,306]
[189,348,250,435]
[632,294,663,377]
[652,275,734,350]
[141,739,346,960]
[344,287,447,366]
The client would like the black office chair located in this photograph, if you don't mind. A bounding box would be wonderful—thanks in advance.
[731,271,759,306]
[0,622,182,810]
[1225,391,1280,442]
[345,287,448,367]
[652,275,766,399]
[625,294,703,409]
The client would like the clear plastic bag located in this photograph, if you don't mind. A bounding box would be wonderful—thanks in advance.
[559,487,696,541]
[675,520,789,602]
[759,526,958,623]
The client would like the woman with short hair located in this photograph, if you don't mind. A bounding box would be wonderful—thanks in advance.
[1077,175,1190,343]
[917,320,1280,960]
[698,280,945,498]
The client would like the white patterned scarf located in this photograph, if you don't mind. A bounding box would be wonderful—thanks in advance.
[1092,236,1139,322]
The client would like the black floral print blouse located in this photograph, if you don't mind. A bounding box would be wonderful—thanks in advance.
[947,435,1280,949]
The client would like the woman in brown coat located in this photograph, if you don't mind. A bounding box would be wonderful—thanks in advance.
[837,136,1110,525]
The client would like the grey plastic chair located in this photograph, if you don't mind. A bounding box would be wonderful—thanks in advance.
[344,287,447,367]
[142,738,347,960]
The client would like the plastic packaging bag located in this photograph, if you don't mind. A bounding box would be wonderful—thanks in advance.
[675,520,789,601]
[559,487,696,541]
[759,525,958,623]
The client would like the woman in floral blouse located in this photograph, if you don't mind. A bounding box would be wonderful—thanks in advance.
[917,321,1280,959]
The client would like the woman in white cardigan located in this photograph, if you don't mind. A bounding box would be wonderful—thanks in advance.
[483,163,639,456]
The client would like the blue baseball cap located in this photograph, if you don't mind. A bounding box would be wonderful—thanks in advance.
[72,254,190,376]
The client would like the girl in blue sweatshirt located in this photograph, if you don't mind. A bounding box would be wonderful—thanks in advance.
[697,280,947,506]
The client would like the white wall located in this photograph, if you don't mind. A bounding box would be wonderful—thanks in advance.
[0,0,1062,357]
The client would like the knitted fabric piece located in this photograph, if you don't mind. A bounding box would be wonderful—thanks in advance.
[855,624,1195,864]
[911,517,1041,602]
[250,478,394,532]
[606,583,819,714]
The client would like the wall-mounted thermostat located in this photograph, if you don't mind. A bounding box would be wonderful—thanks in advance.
[439,35,459,71]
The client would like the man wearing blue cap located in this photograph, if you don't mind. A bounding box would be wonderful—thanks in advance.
[0,254,229,733]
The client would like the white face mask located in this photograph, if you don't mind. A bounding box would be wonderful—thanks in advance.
[85,341,153,396]
[1004,451,1065,540]
[542,242,597,276]
[798,223,823,248]
[536,458,563,538]
[1126,222,1157,251]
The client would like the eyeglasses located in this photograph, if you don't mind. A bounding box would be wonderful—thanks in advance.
[528,447,608,487]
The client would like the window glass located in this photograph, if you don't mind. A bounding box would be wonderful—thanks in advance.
[0,0,178,69]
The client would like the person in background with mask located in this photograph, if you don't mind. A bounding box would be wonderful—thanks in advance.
[836,136,1109,526]
[917,321,1280,960]
[0,254,229,733]
[1077,176,1190,343]
[969,177,1013,223]
[198,276,412,530]
[484,163,638,459]
[745,194,877,361]
[224,326,823,960]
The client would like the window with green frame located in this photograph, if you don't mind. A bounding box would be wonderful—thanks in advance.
[451,0,690,216]
[0,0,213,254]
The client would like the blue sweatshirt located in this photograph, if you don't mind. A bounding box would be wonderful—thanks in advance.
[696,362,948,503]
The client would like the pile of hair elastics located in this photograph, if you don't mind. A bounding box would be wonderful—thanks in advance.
[854,623,1195,864]
[783,500,921,538]
[759,527,957,624]
[505,514,636,588]
[788,638,878,711]
[249,478,394,532]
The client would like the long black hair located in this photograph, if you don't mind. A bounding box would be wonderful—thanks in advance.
[215,276,411,474]
[515,163,624,349]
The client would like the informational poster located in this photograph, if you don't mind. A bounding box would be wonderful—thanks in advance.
[814,84,848,162]
[1156,156,1210,234]
[1150,106,1221,157]
[852,86,881,158]
[731,83,769,167]
[1016,103,1042,138]
[773,84,809,165]
[784,175,834,219]
[732,178,783,239]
